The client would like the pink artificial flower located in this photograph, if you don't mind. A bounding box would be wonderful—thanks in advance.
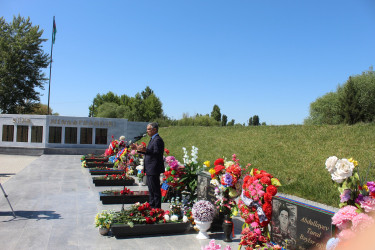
[359,196,375,213]
[352,212,375,232]
[202,239,221,250]
[250,222,259,228]
[254,228,261,235]
[332,205,358,230]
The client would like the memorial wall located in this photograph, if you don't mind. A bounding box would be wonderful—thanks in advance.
[0,114,148,155]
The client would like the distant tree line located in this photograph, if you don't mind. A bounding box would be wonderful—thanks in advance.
[304,67,375,125]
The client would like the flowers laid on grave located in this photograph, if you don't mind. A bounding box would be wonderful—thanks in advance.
[238,168,281,249]
[97,173,133,181]
[111,202,188,227]
[325,156,375,249]
[202,239,232,250]
[95,210,114,229]
[101,187,134,195]
[208,154,245,217]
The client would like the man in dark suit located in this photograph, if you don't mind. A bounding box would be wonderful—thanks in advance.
[132,122,165,208]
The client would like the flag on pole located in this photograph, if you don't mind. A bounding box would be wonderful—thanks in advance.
[52,16,57,44]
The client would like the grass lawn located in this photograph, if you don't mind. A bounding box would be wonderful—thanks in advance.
[142,124,375,207]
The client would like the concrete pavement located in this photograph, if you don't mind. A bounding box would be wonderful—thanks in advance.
[0,154,244,250]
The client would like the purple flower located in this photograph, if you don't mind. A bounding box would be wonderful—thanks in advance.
[340,189,351,203]
[367,181,375,193]
[355,194,365,204]
[223,173,233,187]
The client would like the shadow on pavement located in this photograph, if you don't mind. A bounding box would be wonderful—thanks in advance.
[0,210,61,221]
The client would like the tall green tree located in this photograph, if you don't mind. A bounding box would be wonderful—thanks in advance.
[248,117,253,126]
[305,67,375,125]
[211,104,221,122]
[221,114,227,126]
[340,76,363,125]
[252,115,260,126]
[89,91,120,117]
[0,16,49,114]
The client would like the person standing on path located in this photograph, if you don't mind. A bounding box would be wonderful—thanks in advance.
[131,122,165,208]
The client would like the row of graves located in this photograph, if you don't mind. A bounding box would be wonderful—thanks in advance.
[81,138,375,249]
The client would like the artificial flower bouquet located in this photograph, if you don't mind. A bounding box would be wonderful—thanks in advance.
[112,202,188,228]
[101,187,134,196]
[238,168,281,249]
[163,155,185,188]
[99,173,133,180]
[192,200,216,222]
[325,156,375,249]
[95,210,114,229]
[208,154,245,216]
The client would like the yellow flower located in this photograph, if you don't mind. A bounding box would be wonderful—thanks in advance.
[348,158,358,167]
[204,161,210,168]
[208,168,215,175]
[364,184,369,192]
[232,209,238,216]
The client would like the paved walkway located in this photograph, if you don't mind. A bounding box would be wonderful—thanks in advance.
[0,155,244,250]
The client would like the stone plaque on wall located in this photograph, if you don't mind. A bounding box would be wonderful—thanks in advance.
[271,196,334,250]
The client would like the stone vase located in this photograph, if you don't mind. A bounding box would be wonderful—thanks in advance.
[195,220,212,239]
[222,214,233,242]
[99,227,109,235]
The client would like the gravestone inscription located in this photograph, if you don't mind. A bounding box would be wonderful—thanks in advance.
[271,196,334,250]
[197,171,216,204]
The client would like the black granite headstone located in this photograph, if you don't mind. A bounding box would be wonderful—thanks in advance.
[271,196,334,250]
[197,171,216,204]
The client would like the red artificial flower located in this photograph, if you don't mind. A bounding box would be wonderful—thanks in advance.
[214,165,225,175]
[129,159,134,163]
[164,148,170,155]
[263,193,273,203]
[141,142,147,147]
[214,158,225,166]
[260,176,271,185]
[145,217,153,224]
[262,202,273,219]
[266,185,277,196]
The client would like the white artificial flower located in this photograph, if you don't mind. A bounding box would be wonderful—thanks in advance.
[164,214,170,221]
[136,165,144,171]
[224,161,234,168]
[171,215,178,221]
[210,179,220,187]
[183,215,188,223]
[331,159,355,183]
[325,156,338,173]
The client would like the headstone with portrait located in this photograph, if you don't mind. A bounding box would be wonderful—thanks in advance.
[270,196,335,250]
[197,170,223,231]
[197,171,216,204]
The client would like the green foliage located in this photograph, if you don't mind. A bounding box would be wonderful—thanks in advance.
[90,86,163,121]
[221,114,227,126]
[227,119,235,126]
[29,103,58,115]
[211,104,221,122]
[0,15,49,114]
[249,115,260,126]
[149,124,375,207]
[177,114,220,126]
[305,67,375,125]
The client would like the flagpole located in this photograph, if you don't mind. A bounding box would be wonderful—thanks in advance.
[47,16,55,115]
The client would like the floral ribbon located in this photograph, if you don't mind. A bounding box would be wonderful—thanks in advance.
[240,190,267,223]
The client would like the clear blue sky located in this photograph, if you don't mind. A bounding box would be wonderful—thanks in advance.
[2,0,375,125]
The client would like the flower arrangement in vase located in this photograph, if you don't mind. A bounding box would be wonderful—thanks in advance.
[325,156,375,249]
[192,200,216,239]
[238,168,281,249]
[94,210,114,235]
[208,154,245,217]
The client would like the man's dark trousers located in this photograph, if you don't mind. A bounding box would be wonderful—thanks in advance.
[147,175,161,208]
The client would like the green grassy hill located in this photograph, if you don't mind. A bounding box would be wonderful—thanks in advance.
[151,124,375,207]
